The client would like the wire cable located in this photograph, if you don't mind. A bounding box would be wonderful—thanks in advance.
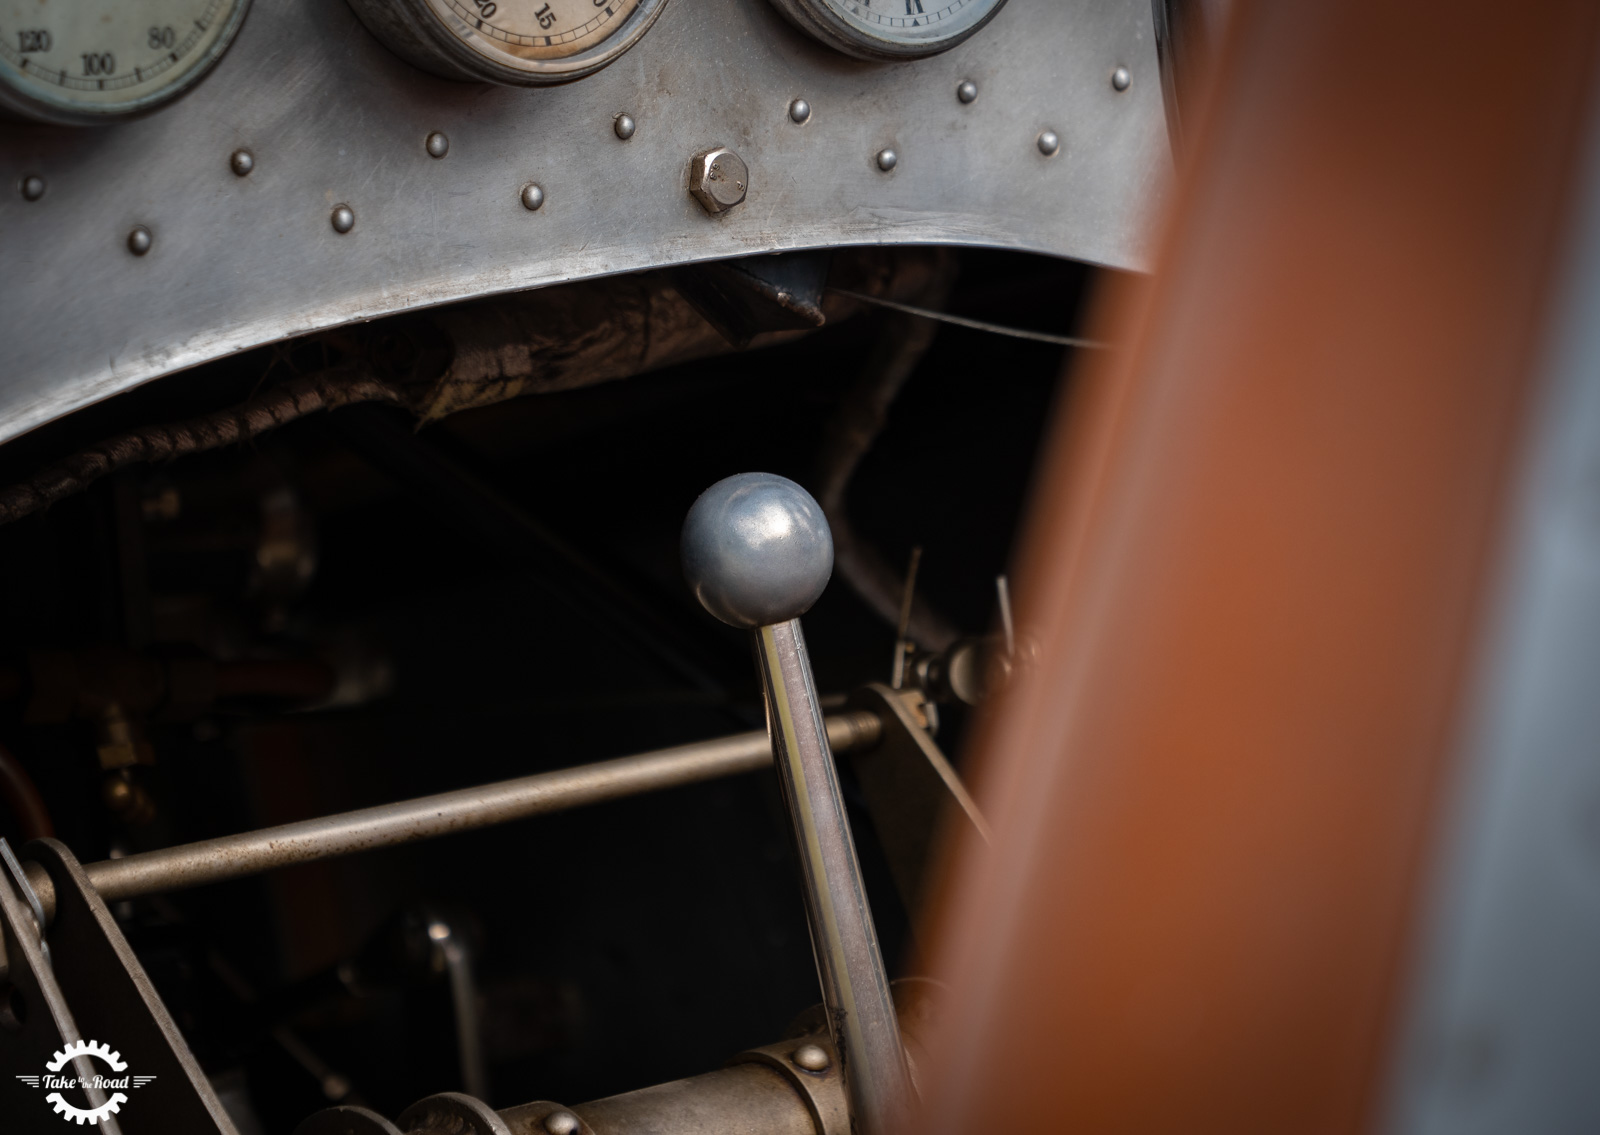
[828,289,1110,349]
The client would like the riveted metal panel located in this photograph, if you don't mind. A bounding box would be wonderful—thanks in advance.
[0,0,1168,445]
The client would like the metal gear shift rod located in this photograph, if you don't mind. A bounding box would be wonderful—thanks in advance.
[682,472,911,1135]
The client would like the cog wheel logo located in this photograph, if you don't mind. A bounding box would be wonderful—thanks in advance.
[46,1091,127,1126]
[46,1040,127,1073]
[12,1037,152,1126]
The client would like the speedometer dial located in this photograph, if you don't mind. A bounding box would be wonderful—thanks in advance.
[347,0,670,86]
[0,0,250,125]
[768,0,1008,60]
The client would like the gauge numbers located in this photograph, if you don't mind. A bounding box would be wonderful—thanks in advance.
[348,0,669,86]
[769,0,1008,60]
[0,0,250,125]
[429,0,643,60]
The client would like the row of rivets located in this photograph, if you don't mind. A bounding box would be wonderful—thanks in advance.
[29,66,1132,248]
[107,180,543,253]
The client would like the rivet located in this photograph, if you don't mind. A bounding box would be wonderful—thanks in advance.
[1037,130,1061,157]
[19,174,45,201]
[544,1111,581,1135]
[789,98,811,124]
[520,182,545,211]
[331,204,355,234]
[876,148,898,172]
[1112,66,1131,91]
[957,79,978,104]
[792,1043,831,1072]
[614,113,636,140]
[426,131,449,159]
[126,226,152,256]
[229,149,254,177]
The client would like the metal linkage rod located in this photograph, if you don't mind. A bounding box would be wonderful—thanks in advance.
[21,712,881,924]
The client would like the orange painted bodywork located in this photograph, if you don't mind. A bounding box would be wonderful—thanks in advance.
[913,3,1600,1132]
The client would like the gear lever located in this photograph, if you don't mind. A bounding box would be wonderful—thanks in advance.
[682,472,911,1135]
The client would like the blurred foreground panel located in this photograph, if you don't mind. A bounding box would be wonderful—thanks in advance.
[915,1,1600,1133]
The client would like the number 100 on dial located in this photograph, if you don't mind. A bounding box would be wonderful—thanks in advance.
[0,0,251,125]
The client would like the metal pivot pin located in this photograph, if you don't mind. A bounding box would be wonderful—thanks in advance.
[681,472,911,1135]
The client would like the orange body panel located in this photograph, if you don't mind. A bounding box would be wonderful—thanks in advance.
[915,3,1600,1132]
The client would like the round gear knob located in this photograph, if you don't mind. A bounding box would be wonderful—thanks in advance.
[682,473,833,629]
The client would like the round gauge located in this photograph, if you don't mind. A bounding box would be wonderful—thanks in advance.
[0,0,251,126]
[768,0,1008,60]
[347,0,670,87]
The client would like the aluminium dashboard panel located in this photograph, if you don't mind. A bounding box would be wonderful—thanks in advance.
[0,0,1170,447]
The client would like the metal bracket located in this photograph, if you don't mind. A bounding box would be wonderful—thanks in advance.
[398,1091,515,1135]
[727,1036,850,1135]
[14,838,239,1134]
[669,250,833,348]
[843,684,991,916]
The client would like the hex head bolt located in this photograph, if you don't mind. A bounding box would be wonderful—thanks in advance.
[689,147,749,216]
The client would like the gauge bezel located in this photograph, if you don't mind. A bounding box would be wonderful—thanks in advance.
[767,0,1007,61]
[0,0,252,127]
[347,0,670,87]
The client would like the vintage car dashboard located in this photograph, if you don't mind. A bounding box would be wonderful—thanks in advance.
[0,3,1173,1134]
[0,0,1167,445]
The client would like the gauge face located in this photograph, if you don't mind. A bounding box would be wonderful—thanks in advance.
[769,0,1007,60]
[348,0,668,86]
[426,0,643,61]
[0,0,250,125]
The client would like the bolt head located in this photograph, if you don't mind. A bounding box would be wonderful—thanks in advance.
[331,204,355,234]
[957,79,978,104]
[521,182,545,211]
[1037,130,1061,157]
[127,225,152,256]
[682,473,833,629]
[426,131,450,159]
[20,174,45,201]
[229,149,254,177]
[1112,66,1132,91]
[789,98,811,124]
[688,147,749,215]
[792,1043,831,1072]
[614,113,636,140]
[876,148,898,172]
[544,1111,581,1135]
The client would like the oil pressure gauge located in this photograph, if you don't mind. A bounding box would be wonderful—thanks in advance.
[347,0,670,86]
[769,0,1008,60]
[0,0,251,125]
